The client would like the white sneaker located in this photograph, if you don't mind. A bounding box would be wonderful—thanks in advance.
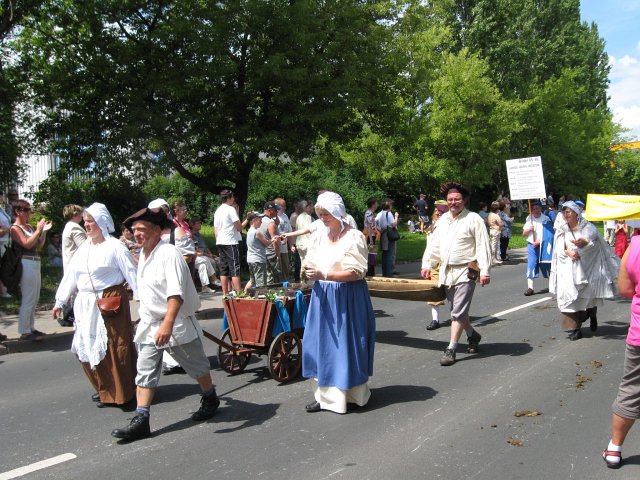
[213,280,222,287]
[0,292,12,299]
[201,286,216,294]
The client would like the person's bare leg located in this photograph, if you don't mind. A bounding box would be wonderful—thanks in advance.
[611,413,635,446]
[136,386,156,407]
[231,275,242,293]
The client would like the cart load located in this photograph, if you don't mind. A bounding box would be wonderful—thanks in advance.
[366,276,445,302]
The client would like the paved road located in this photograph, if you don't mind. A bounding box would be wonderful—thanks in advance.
[1,254,637,479]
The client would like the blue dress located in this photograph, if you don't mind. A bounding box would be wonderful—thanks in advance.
[301,229,375,391]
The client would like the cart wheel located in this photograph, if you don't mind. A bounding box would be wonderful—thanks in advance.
[268,332,302,383]
[218,328,251,374]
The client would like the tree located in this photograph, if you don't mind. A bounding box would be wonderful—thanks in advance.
[0,0,45,183]
[14,0,396,211]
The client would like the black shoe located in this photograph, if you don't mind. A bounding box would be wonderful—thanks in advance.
[111,414,150,440]
[440,348,456,366]
[91,393,100,402]
[467,330,482,353]
[426,320,440,331]
[568,329,582,341]
[305,401,322,413]
[97,401,117,408]
[162,364,186,375]
[590,312,598,332]
[191,390,220,421]
[57,317,74,327]
[524,288,534,296]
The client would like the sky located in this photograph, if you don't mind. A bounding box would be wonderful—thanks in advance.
[580,0,640,140]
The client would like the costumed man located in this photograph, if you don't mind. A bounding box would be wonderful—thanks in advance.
[421,182,492,366]
[523,201,554,296]
[111,207,221,441]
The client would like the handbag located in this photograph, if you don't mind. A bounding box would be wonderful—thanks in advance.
[87,247,122,318]
[386,212,401,242]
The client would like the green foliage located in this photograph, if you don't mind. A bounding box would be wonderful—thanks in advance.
[33,171,147,232]
[246,159,385,220]
[143,173,219,223]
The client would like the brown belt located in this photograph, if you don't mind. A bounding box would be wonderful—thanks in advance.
[22,255,40,261]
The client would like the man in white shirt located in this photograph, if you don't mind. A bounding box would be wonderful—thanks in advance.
[274,197,294,282]
[421,182,492,366]
[111,207,221,441]
[213,189,243,294]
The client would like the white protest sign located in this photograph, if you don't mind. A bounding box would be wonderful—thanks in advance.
[505,156,546,201]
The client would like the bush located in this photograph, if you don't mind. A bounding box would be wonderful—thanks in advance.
[247,159,385,224]
[143,173,219,223]
[33,172,147,232]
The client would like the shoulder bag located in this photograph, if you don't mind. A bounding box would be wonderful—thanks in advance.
[386,212,401,242]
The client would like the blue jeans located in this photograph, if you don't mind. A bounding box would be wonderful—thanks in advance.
[382,241,396,277]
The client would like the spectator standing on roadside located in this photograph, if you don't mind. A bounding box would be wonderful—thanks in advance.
[47,233,63,267]
[213,190,243,294]
[0,191,13,298]
[414,193,429,234]
[260,201,282,284]
[487,201,503,266]
[59,204,87,326]
[274,198,294,282]
[376,198,399,278]
[246,212,271,288]
[605,219,617,246]
[12,199,52,341]
[363,197,379,277]
[498,201,514,261]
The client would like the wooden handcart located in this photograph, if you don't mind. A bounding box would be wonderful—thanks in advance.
[202,284,312,383]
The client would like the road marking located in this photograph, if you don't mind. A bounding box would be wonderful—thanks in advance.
[475,296,553,325]
[0,453,76,480]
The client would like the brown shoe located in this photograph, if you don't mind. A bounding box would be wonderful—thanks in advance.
[524,288,534,296]
[440,348,456,366]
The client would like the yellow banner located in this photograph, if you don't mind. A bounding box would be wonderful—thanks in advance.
[584,194,640,220]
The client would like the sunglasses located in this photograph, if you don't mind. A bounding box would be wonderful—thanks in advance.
[16,207,32,212]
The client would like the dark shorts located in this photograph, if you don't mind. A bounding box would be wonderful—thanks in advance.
[218,244,241,277]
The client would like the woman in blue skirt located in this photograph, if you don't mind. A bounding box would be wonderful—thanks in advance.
[301,191,375,414]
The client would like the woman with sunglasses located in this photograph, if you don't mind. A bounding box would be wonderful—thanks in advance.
[10,199,51,341]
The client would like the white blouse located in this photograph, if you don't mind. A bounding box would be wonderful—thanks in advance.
[304,228,368,279]
[55,237,138,307]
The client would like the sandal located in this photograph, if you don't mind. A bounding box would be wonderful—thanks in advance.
[20,332,44,342]
[602,449,622,469]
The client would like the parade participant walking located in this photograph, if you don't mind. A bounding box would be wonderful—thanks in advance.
[53,203,138,407]
[301,191,375,414]
[11,199,51,341]
[421,182,491,366]
[615,220,630,259]
[549,201,618,341]
[376,199,399,278]
[603,235,640,468]
[213,190,243,294]
[111,207,221,441]
[425,202,448,331]
[523,201,554,296]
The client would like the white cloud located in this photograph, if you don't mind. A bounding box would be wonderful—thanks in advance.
[609,54,640,139]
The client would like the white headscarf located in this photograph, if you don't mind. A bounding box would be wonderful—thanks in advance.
[85,203,115,239]
[561,200,581,215]
[148,198,169,209]
[316,191,346,221]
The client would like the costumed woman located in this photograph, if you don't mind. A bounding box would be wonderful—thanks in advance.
[53,203,139,407]
[301,191,376,414]
[549,201,618,341]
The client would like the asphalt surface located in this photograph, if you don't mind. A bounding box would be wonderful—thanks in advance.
[1,252,638,480]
